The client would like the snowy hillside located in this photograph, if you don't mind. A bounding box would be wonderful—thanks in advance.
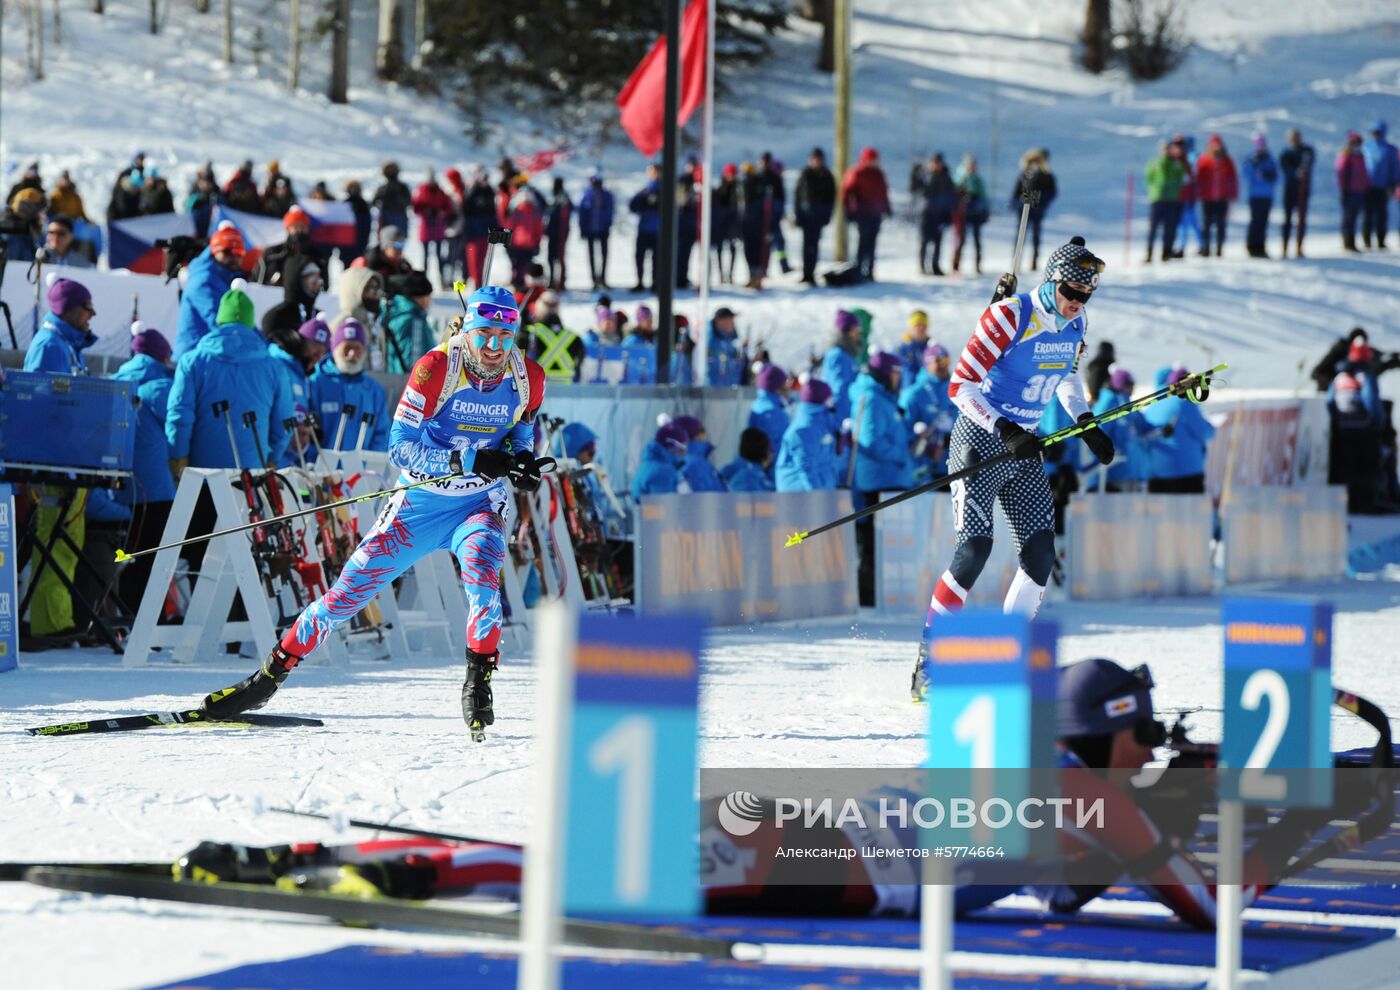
[4,1,1400,394]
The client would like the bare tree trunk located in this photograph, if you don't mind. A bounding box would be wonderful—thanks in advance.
[149,0,157,34]
[1080,0,1111,73]
[34,0,45,81]
[376,0,403,81]
[222,0,232,63]
[329,0,350,104]
[195,0,209,12]
[90,0,102,13]
[411,0,424,70]
[53,0,62,45]
[814,0,834,72]
[288,0,301,90]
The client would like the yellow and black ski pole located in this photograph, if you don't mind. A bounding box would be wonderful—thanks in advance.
[113,470,463,564]
[784,363,1227,549]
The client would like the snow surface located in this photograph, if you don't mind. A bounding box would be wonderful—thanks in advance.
[4,1,1400,986]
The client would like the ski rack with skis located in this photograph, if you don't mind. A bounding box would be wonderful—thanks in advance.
[122,468,350,669]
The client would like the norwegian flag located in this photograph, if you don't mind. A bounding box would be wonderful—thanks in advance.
[108,212,195,274]
[297,197,357,248]
[511,146,571,174]
[210,204,287,273]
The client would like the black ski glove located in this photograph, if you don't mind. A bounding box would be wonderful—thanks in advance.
[992,273,1017,303]
[508,452,555,492]
[995,417,1041,460]
[467,447,515,480]
[1076,413,1116,466]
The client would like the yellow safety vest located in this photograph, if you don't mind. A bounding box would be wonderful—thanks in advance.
[533,324,579,384]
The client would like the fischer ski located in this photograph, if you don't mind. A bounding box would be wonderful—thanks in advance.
[23,867,738,958]
[27,709,323,737]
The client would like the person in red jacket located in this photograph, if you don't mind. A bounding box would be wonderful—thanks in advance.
[840,146,892,281]
[505,174,546,289]
[1194,134,1238,257]
[411,169,456,289]
[1336,132,1371,253]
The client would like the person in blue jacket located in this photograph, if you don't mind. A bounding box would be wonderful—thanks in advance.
[776,378,838,492]
[25,277,97,374]
[899,342,954,477]
[558,422,625,528]
[720,428,774,492]
[706,307,747,386]
[1084,367,1151,492]
[578,172,615,290]
[821,309,863,422]
[631,422,688,500]
[167,280,292,472]
[1241,133,1279,258]
[1141,366,1216,494]
[311,319,390,452]
[269,315,331,415]
[852,352,913,495]
[175,222,247,359]
[748,363,790,470]
[113,324,177,508]
[629,164,661,291]
[620,305,659,384]
[1361,120,1400,249]
[671,414,726,491]
[852,351,913,606]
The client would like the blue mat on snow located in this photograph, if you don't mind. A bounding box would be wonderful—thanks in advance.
[651,909,1392,972]
[1103,882,1400,918]
[148,944,1204,990]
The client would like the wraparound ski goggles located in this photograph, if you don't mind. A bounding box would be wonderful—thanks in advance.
[1060,282,1095,304]
[471,301,521,325]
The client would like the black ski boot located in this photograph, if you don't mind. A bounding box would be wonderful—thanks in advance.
[461,648,498,742]
[175,840,297,884]
[201,646,301,720]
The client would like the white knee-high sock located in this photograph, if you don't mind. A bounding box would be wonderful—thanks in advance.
[1003,567,1045,618]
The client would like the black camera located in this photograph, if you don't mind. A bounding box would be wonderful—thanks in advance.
[154,235,209,281]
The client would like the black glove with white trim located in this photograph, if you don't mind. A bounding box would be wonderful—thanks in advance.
[1076,413,1115,466]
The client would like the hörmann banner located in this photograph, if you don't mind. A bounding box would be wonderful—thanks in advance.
[635,491,857,625]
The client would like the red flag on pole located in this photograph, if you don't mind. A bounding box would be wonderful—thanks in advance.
[615,0,709,158]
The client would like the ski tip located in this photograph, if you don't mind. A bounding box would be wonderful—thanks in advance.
[784,531,807,549]
[114,548,132,563]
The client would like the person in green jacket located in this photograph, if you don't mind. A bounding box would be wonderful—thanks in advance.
[1144,139,1188,262]
[384,270,437,372]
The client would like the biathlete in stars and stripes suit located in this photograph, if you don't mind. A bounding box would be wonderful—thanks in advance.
[201,285,551,740]
[911,237,1117,701]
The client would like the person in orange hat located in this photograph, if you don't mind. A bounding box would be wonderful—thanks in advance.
[255,204,322,286]
[175,221,246,358]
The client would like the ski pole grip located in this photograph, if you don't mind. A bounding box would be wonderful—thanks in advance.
[243,410,258,429]
[487,227,511,245]
[212,400,229,418]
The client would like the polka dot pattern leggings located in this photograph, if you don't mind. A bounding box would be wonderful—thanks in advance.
[946,415,1054,554]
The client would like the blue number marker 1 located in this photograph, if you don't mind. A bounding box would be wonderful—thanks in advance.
[520,603,704,990]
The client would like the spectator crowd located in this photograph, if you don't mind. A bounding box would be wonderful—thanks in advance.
[6,118,1399,638]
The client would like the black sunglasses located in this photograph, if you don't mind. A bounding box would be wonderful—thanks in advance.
[1060,283,1094,304]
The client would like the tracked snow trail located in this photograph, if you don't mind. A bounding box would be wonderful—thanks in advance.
[4,578,1399,987]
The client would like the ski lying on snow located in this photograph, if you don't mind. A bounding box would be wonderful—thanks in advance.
[0,861,171,882]
[23,868,738,958]
[26,710,323,736]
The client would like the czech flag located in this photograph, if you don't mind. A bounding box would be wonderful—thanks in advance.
[210,204,287,273]
[297,198,357,248]
[108,212,195,275]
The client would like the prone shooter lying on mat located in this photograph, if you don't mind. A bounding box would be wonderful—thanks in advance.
[174,657,1394,930]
